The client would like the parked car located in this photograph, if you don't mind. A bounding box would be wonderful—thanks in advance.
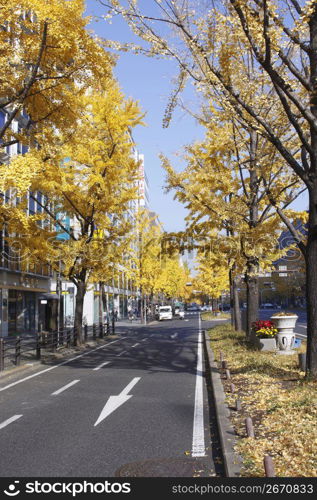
[187,305,201,311]
[157,305,173,321]
[261,303,275,309]
[221,304,231,311]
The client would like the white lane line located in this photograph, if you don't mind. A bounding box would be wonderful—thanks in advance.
[141,338,147,342]
[132,343,140,348]
[0,415,23,430]
[192,313,206,457]
[93,361,110,371]
[0,337,127,393]
[51,380,80,396]
[116,350,127,357]
[94,377,141,426]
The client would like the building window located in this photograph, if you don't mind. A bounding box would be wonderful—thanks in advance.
[28,192,35,215]
[17,125,23,154]
[37,192,42,212]
[278,265,287,271]
[0,110,5,133]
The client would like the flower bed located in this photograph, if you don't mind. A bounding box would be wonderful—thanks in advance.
[208,324,317,477]
[252,320,278,339]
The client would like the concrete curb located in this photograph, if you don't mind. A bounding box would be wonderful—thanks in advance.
[203,329,242,477]
[0,361,42,382]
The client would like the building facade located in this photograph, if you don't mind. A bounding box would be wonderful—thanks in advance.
[0,110,52,337]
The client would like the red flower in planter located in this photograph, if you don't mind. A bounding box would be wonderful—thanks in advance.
[252,320,274,330]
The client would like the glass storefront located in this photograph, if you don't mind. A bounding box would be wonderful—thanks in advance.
[8,290,36,335]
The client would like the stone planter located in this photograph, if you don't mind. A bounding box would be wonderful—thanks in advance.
[255,337,277,351]
[271,314,298,355]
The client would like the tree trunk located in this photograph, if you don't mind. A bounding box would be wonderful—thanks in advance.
[233,276,242,331]
[305,7,317,378]
[143,294,147,324]
[74,280,86,345]
[101,282,108,319]
[230,268,241,331]
[245,259,259,341]
[229,269,235,327]
[305,193,317,377]
[99,282,103,325]
[245,130,259,341]
[140,286,145,324]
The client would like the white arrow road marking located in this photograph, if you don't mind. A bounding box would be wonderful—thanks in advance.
[0,415,23,430]
[94,377,141,427]
[93,361,110,371]
[51,380,80,396]
[170,332,178,339]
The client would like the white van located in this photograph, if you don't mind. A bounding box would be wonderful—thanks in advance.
[158,305,173,321]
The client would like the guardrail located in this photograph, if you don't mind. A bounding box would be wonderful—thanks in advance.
[0,319,116,372]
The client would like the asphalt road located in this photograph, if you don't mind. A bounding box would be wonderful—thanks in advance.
[0,313,222,478]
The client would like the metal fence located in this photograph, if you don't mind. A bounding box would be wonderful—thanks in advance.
[0,319,116,372]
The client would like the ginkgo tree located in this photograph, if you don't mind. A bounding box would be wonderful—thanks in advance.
[0,80,143,344]
[133,208,163,322]
[101,0,317,376]
[163,108,303,341]
[0,0,113,151]
[192,252,230,308]
[133,208,192,320]
[155,254,191,303]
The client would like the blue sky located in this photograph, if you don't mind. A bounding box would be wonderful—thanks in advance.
[85,0,308,232]
[85,0,205,232]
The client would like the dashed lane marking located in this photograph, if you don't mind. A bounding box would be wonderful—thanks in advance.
[51,380,80,396]
[116,351,127,357]
[93,361,111,371]
[0,415,23,430]
[0,338,127,393]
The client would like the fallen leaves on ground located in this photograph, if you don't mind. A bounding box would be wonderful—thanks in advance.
[209,324,317,477]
